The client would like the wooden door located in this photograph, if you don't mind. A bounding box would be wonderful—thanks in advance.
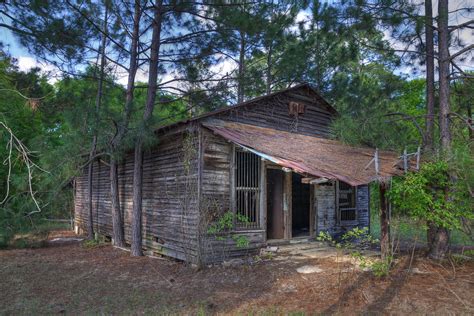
[267,168,284,239]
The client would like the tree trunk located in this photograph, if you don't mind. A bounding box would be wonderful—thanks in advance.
[110,160,124,247]
[109,0,141,247]
[468,103,473,142]
[424,0,437,253]
[237,31,245,103]
[428,0,451,259]
[427,220,437,254]
[266,43,273,95]
[379,180,390,259]
[424,0,435,152]
[438,0,451,153]
[86,158,95,239]
[428,226,450,259]
[86,3,108,240]
[130,0,163,257]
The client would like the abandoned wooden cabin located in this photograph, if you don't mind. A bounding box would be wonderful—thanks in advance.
[74,83,404,264]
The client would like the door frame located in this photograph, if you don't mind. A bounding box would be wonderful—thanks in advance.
[264,165,314,241]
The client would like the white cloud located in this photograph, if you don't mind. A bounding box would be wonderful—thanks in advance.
[16,56,60,83]
[289,10,311,33]
[210,57,237,76]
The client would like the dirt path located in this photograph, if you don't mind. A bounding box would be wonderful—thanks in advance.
[0,232,473,315]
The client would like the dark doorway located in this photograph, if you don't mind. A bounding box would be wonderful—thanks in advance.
[267,168,284,239]
[292,173,310,237]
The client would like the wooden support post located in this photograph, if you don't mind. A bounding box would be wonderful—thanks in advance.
[283,170,292,240]
[230,144,236,229]
[379,180,390,259]
[259,159,266,232]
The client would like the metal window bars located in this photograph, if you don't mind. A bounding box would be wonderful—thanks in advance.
[235,149,261,229]
[339,181,357,222]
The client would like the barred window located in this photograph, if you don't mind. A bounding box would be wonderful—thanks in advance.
[235,148,261,229]
[338,181,357,222]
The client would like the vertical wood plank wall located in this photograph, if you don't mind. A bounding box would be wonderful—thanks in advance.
[356,185,370,229]
[199,128,265,263]
[213,89,334,138]
[74,129,200,262]
[314,182,370,235]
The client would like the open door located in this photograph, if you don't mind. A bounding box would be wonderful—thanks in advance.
[267,168,284,239]
[291,173,311,237]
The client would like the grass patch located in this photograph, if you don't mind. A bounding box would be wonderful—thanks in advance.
[81,234,109,248]
[1,221,71,249]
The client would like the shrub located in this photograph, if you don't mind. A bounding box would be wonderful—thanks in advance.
[207,211,250,248]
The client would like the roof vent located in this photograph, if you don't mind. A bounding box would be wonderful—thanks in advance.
[288,101,305,116]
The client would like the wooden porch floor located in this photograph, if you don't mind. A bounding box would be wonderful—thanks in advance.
[264,239,379,260]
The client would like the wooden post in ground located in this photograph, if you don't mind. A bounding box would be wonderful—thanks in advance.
[379,179,390,259]
[283,169,292,240]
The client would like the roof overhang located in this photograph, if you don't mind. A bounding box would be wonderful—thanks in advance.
[203,121,409,186]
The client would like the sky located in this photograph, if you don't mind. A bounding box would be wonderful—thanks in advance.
[1,1,473,86]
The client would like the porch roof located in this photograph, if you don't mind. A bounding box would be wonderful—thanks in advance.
[203,121,407,186]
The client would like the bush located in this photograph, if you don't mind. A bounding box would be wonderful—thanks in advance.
[371,259,391,278]
[207,211,250,248]
[388,161,473,231]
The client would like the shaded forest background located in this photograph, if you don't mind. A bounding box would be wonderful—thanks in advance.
[0,1,472,256]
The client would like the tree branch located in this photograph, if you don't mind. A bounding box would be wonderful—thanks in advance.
[448,44,474,61]
[449,19,474,32]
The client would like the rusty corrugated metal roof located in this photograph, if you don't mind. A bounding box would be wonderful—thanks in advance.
[203,121,406,186]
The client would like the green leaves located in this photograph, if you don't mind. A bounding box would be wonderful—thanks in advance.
[206,211,250,248]
[388,161,473,230]
[331,76,425,150]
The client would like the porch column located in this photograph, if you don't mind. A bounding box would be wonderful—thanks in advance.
[379,179,390,259]
[283,170,292,239]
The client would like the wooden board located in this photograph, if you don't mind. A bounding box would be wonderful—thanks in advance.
[266,168,284,240]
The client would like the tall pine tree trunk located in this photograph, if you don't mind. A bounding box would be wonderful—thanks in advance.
[379,180,390,259]
[130,0,163,257]
[424,0,435,152]
[109,0,141,247]
[266,44,273,94]
[424,0,437,255]
[87,155,95,239]
[429,0,451,259]
[110,160,124,246]
[237,32,246,103]
[87,3,108,240]
[467,99,473,142]
[438,0,451,153]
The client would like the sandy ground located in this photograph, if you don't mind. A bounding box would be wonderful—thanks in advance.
[0,231,473,315]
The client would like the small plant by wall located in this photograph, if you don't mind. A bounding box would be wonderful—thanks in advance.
[317,227,391,277]
[207,211,250,248]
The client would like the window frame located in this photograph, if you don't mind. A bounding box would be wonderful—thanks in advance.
[336,181,358,225]
[231,145,262,231]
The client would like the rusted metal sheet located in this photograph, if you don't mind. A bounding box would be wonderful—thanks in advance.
[203,121,409,186]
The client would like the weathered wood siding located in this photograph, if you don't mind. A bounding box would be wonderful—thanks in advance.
[314,182,337,234]
[199,128,265,263]
[314,182,370,235]
[75,129,200,262]
[356,185,370,229]
[74,159,113,236]
[212,87,335,138]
